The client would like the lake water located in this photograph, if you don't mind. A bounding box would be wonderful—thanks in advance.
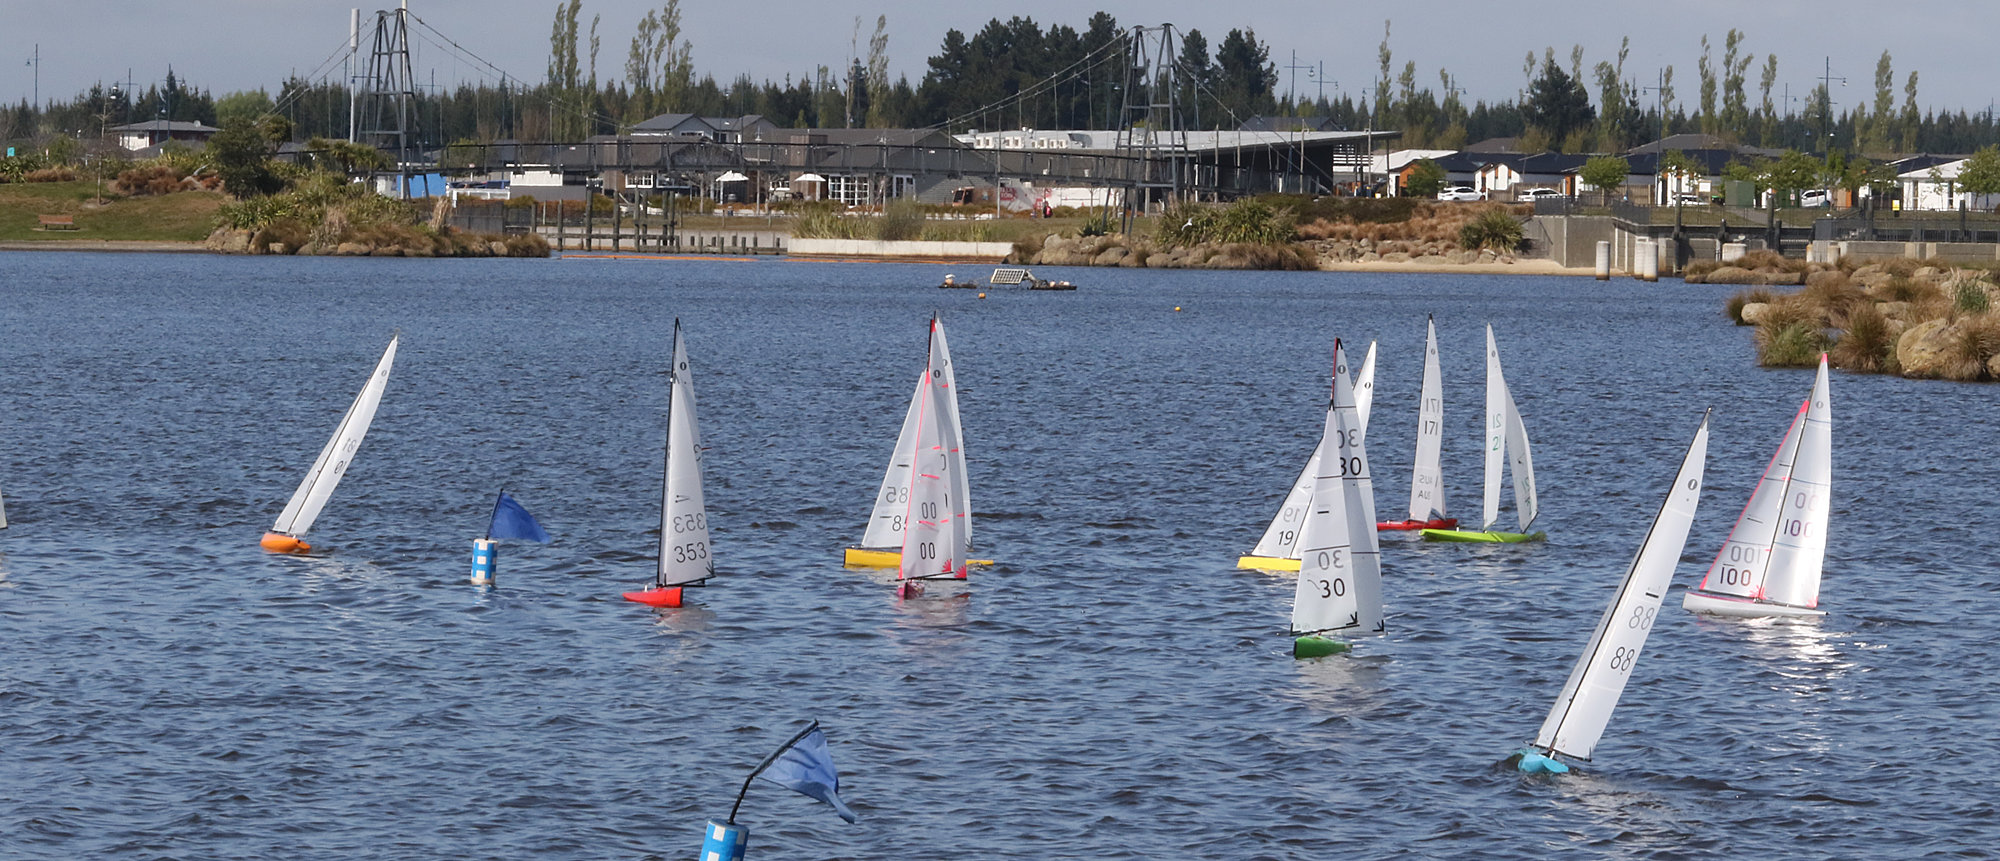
[1,251,1995,859]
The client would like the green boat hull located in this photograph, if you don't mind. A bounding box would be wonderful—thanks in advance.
[1419,528,1547,543]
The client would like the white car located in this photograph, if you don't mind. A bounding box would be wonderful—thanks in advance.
[1437,186,1486,202]
[1519,188,1564,201]
[1799,189,1832,207]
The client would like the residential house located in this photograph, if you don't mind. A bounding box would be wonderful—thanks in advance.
[109,119,219,152]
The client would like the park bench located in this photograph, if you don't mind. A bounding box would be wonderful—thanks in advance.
[37,214,78,231]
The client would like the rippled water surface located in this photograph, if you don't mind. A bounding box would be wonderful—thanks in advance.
[2,252,1995,859]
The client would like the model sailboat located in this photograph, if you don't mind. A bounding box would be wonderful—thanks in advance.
[846,315,985,570]
[1423,325,1542,543]
[1238,342,1376,570]
[1380,316,1458,531]
[1288,340,1386,658]
[260,334,397,553]
[893,316,971,599]
[625,321,715,608]
[1682,354,1832,618]
[1515,414,1708,774]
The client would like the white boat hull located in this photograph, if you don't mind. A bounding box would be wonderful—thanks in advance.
[1681,589,1825,619]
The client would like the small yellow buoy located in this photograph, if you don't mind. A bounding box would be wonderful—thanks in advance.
[1174,306,1182,312]
[978,292,987,298]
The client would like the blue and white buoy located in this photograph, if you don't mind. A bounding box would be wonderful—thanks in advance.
[700,820,748,861]
[470,538,496,586]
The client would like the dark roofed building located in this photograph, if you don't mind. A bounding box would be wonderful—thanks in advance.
[110,119,220,152]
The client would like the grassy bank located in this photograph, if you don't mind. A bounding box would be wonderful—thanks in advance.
[0,181,224,242]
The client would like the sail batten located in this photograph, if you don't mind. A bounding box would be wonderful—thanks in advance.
[270,335,397,538]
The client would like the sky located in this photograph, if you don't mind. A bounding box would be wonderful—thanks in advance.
[5,0,1997,124]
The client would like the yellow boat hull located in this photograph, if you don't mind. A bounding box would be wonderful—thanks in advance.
[843,547,994,568]
[1235,554,1301,571]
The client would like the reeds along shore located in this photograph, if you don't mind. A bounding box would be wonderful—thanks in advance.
[1707,251,2000,382]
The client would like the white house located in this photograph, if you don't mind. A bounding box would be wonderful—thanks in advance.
[1898,158,2000,211]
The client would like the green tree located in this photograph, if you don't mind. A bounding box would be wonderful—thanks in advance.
[1696,35,1716,133]
[1957,146,2000,200]
[1763,149,1823,206]
[209,118,283,198]
[1580,155,1629,203]
[1214,28,1276,119]
[1721,30,1751,133]
[1406,158,1446,197]
[1523,52,1594,147]
[215,89,275,128]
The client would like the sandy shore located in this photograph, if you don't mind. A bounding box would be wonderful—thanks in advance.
[1317,258,1604,277]
[0,240,207,253]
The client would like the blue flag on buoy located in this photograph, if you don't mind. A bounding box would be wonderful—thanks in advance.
[754,724,858,823]
[487,491,551,543]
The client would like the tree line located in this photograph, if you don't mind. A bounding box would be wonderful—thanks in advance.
[5,11,1998,157]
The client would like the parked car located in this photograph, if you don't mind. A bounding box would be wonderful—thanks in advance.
[1800,189,1832,207]
[1667,192,1706,206]
[1437,186,1486,201]
[1519,188,1564,201]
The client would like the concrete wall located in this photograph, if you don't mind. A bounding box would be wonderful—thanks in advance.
[788,238,1015,260]
[1532,215,1616,268]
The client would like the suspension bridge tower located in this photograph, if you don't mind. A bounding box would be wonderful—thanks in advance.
[1114,25,1191,234]
[354,3,420,196]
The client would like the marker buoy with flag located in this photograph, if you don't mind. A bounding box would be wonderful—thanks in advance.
[702,720,858,859]
[471,489,551,585]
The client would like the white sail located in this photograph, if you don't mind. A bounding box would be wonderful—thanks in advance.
[1482,326,1507,530]
[657,322,713,587]
[1354,341,1377,434]
[1690,402,1807,601]
[0,482,8,530]
[1534,415,1708,761]
[899,321,967,582]
[860,373,925,548]
[1503,385,1539,531]
[1289,341,1385,637]
[1408,317,1445,522]
[1252,342,1375,560]
[931,318,973,555]
[1760,357,1832,608]
[270,335,397,538]
[864,316,971,554]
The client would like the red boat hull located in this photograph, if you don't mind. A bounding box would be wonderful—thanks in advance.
[621,587,684,608]
[1378,518,1459,531]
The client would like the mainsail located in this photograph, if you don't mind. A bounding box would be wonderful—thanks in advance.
[1533,415,1708,761]
[656,320,713,588]
[1288,341,1385,637]
[269,335,397,538]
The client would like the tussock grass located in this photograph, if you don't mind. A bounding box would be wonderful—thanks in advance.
[1829,303,1894,373]
[1941,314,2000,382]
[1756,320,1831,367]
[1726,288,1777,324]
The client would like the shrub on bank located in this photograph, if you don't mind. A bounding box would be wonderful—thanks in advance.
[1459,209,1524,252]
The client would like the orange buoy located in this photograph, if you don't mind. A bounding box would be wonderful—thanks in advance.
[978,292,987,298]
[622,586,684,608]
[260,532,309,553]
